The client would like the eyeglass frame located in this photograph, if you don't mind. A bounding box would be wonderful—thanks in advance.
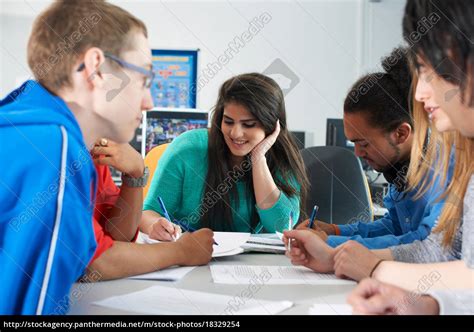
[77,52,155,89]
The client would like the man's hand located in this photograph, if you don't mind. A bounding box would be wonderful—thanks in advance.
[295,220,329,241]
[297,219,336,236]
[92,139,145,178]
[175,229,214,266]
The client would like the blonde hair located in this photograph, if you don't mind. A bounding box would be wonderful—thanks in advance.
[407,73,474,247]
[27,0,147,94]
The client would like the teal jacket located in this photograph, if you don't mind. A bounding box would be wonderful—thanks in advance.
[143,129,300,233]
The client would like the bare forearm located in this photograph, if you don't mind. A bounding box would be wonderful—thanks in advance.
[373,260,474,291]
[372,249,394,261]
[85,241,183,280]
[252,157,280,209]
[106,185,143,241]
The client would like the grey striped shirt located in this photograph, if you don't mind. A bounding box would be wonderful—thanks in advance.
[390,175,474,268]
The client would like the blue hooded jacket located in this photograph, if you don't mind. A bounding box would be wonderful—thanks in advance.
[0,81,97,314]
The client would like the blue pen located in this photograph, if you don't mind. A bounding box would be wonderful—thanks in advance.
[288,211,294,251]
[174,219,219,246]
[157,196,172,221]
[308,205,319,229]
[157,196,177,241]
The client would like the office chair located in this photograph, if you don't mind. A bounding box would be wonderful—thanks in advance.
[301,146,373,225]
[143,143,169,200]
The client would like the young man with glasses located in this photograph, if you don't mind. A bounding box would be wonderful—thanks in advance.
[0,0,213,315]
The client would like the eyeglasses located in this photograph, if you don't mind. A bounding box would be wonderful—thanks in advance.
[77,52,155,89]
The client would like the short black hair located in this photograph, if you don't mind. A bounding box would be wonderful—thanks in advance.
[344,47,413,133]
[403,0,474,106]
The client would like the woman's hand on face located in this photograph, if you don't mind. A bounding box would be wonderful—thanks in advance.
[251,120,280,164]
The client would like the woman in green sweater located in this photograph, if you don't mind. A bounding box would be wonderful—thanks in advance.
[141,73,308,239]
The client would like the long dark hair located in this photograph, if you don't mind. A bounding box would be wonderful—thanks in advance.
[200,73,308,232]
[403,0,474,106]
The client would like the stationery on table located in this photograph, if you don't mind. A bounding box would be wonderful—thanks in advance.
[157,196,177,241]
[308,205,319,229]
[241,233,286,254]
[141,231,246,258]
[288,211,293,251]
[157,196,218,245]
[308,303,353,315]
[127,266,195,281]
[210,265,356,285]
[93,285,293,315]
[211,232,249,256]
[173,219,219,246]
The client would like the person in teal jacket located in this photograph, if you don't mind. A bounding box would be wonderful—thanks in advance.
[142,73,309,238]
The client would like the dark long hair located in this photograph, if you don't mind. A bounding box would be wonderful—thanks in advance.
[403,0,474,106]
[200,73,308,231]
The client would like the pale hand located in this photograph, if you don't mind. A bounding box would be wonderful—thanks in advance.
[347,278,440,315]
[333,240,381,281]
[283,229,335,273]
[148,218,182,242]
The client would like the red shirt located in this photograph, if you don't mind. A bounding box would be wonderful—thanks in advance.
[90,164,139,263]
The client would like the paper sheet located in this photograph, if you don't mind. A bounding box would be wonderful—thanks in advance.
[93,285,293,315]
[240,243,286,254]
[275,231,284,240]
[247,235,284,246]
[139,231,250,258]
[127,266,195,281]
[210,265,356,285]
[308,303,353,315]
[212,232,250,256]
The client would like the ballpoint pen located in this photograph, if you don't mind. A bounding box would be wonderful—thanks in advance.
[157,196,177,241]
[288,211,293,251]
[308,205,319,229]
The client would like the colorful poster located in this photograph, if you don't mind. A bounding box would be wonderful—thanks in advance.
[151,50,198,108]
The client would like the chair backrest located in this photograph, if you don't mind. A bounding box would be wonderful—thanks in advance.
[143,143,169,199]
[301,146,373,225]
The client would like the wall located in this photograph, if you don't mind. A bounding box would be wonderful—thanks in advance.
[0,0,405,146]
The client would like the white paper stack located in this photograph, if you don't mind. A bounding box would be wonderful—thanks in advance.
[210,265,356,285]
[241,233,286,253]
[308,303,353,315]
[93,285,293,315]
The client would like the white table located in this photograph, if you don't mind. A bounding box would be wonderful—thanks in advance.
[68,253,355,315]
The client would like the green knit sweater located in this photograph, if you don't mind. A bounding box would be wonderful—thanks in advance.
[143,129,301,233]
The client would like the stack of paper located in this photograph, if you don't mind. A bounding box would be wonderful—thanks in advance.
[139,231,250,258]
[127,266,195,281]
[213,232,249,257]
[210,265,356,285]
[241,233,286,253]
[308,303,353,315]
[93,285,293,315]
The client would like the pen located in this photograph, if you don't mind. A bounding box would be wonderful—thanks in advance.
[157,196,177,241]
[308,205,319,229]
[288,211,293,251]
[174,219,219,246]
